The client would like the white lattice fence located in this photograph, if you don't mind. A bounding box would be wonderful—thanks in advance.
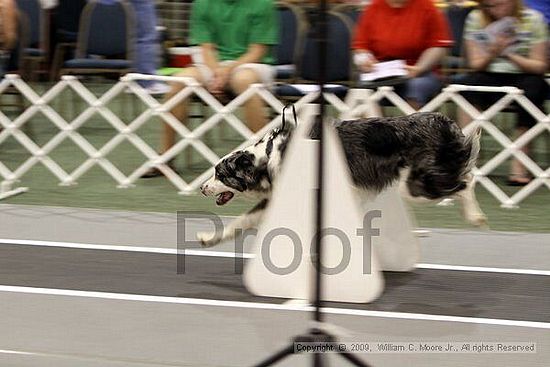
[0,73,348,198]
[0,73,549,207]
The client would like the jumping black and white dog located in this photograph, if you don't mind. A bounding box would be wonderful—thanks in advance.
[198,112,486,247]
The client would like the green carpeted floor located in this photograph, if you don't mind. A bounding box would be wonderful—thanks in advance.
[1,82,549,232]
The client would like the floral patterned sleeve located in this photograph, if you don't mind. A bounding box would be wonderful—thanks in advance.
[463,10,483,41]
[527,10,548,45]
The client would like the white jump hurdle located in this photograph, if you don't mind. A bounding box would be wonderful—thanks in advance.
[244,105,419,303]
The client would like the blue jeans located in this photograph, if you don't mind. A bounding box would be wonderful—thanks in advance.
[129,0,160,86]
[0,51,8,79]
[394,72,442,107]
[97,0,160,86]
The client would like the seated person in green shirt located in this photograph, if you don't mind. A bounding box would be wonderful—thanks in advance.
[143,0,278,178]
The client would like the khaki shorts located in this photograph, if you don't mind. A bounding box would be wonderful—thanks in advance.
[195,61,275,88]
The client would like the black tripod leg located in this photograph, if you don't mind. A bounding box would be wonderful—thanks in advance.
[252,343,295,367]
[313,352,325,367]
[338,351,374,367]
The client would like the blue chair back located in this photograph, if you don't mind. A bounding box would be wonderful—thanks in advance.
[78,0,135,58]
[300,12,352,82]
[14,0,42,48]
[332,4,362,23]
[56,0,87,37]
[346,8,362,23]
[445,5,474,57]
[273,4,305,66]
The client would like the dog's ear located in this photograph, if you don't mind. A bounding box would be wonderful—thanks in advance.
[233,156,271,191]
[233,152,257,187]
[281,104,298,133]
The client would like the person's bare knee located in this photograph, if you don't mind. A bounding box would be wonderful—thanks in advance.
[228,68,266,132]
[229,68,260,94]
[162,66,205,123]
[166,67,204,96]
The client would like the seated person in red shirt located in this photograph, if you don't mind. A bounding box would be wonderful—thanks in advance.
[352,0,453,109]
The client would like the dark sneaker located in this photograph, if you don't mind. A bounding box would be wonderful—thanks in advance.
[506,174,532,187]
[141,161,179,178]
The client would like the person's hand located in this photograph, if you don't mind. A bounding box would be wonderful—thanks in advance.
[355,52,378,73]
[405,65,421,78]
[208,66,232,96]
[359,56,379,73]
[489,35,514,57]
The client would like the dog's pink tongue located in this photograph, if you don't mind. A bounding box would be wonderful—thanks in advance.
[216,192,234,206]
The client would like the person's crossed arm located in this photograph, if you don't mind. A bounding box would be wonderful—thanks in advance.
[406,47,447,78]
[466,33,547,74]
[465,11,548,74]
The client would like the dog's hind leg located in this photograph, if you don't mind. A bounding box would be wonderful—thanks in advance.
[456,174,488,228]
[197,199,269,248]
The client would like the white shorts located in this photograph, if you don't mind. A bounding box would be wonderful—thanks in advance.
[194,61,275,88]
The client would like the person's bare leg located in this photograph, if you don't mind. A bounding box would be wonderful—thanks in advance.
[161,67,204,153]
[229,68,266,133]
[406,99,421,111]
[457,106,473,129]
[142,67,205,178]
[509,126,530,184]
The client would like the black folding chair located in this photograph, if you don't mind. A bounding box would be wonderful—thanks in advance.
[50,0,87,80]
[1,10,30,114]
[15,0,49,81]
[275,11,354,101]
[59,0,135,78]
[273,1,308,82]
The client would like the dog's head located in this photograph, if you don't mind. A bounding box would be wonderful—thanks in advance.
[401,113,481,201]
[201,122,294,205]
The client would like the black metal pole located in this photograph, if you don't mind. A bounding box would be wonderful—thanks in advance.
[313,0,328,324]
[251,1,374,366]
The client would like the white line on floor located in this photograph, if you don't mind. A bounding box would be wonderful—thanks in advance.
[0,238,252,258]
[2,238,549,276]
[0,349,33,355]
[0,348,186,366]
[416,263,550,276]
[1,285,549,330]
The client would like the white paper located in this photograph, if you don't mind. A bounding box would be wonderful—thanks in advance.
[360,60,407,82]
[289,84,345,94]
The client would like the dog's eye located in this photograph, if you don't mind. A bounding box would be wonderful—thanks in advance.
[235,154,252,167]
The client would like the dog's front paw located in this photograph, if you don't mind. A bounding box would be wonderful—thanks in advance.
[196,231,220,248]
[467,212,489,228]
